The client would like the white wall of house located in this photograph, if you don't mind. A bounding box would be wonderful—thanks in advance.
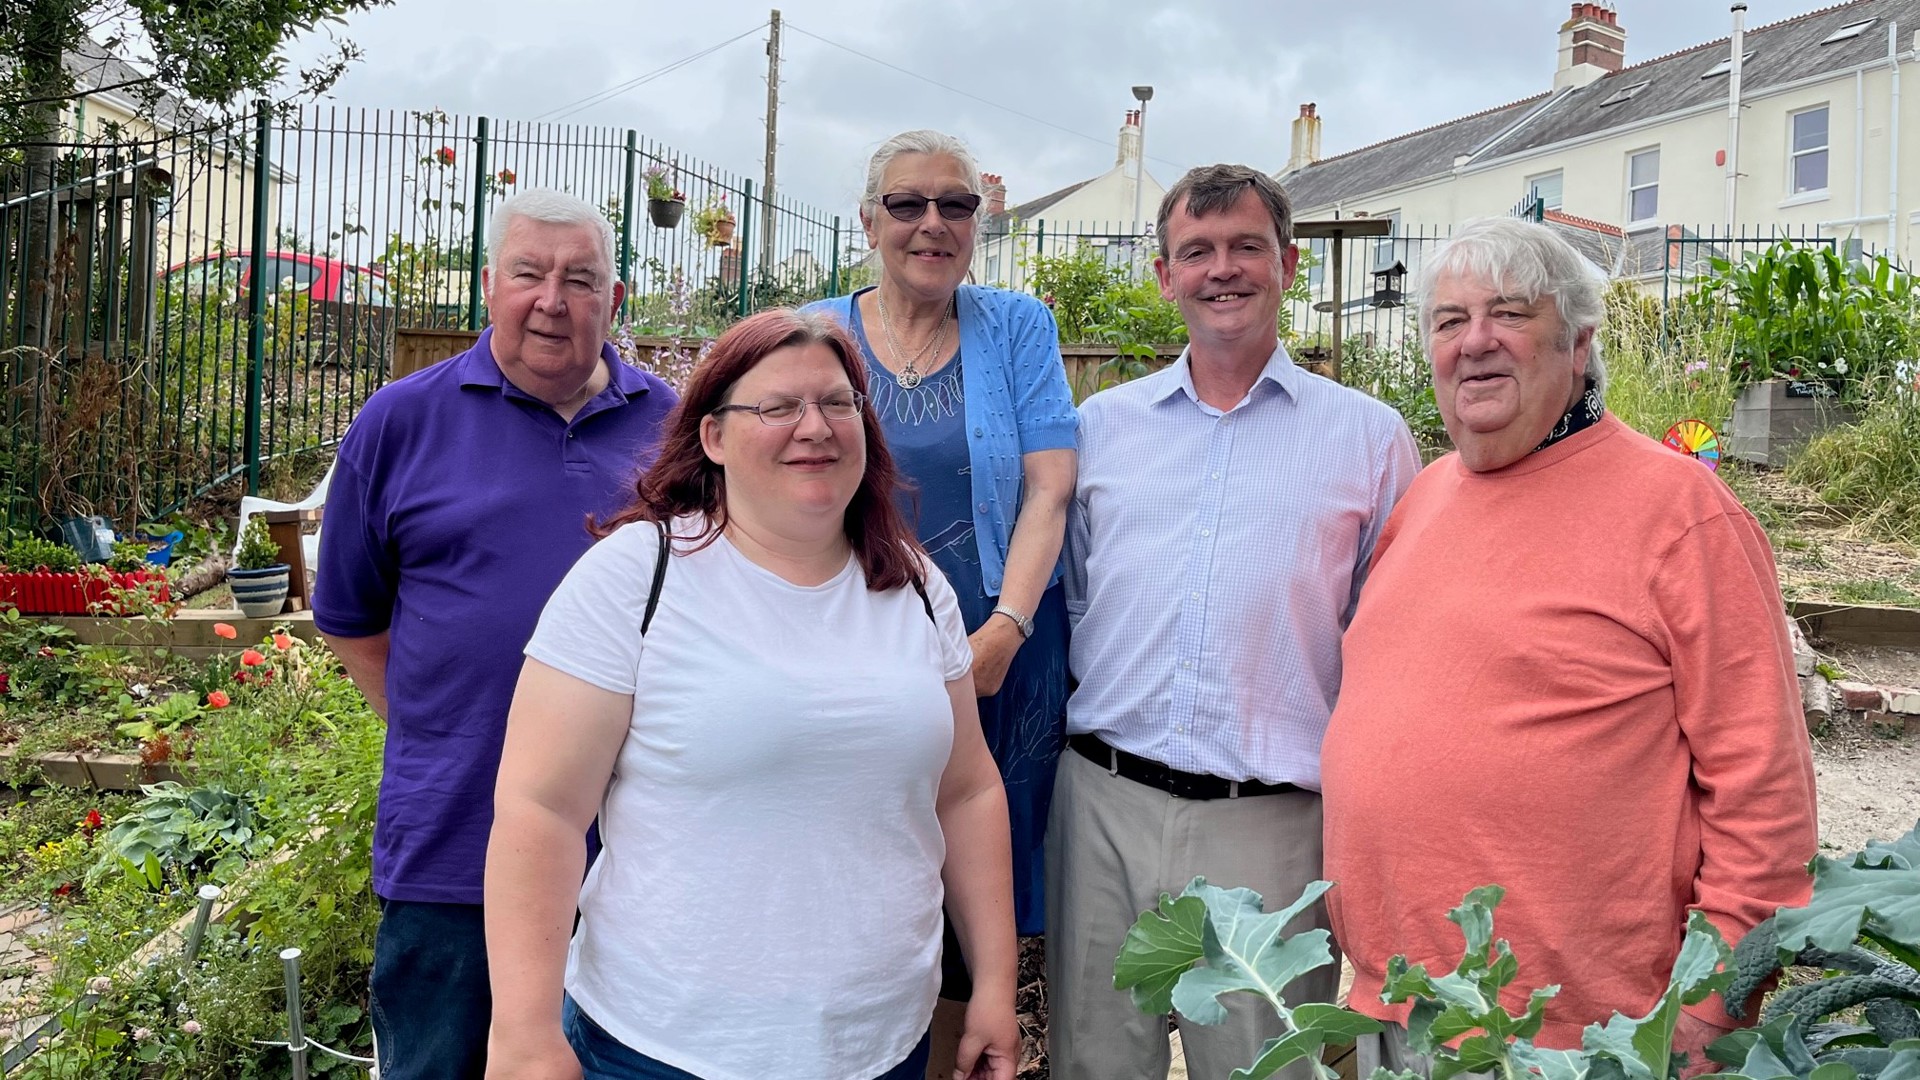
[1293,46,1918,265]
[972,113,1169,290]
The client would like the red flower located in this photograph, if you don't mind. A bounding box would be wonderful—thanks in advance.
[240,649,266,667]
[233,670,249,684]
[259,669,275,685]
[83,809,103,835]
[206,690,230,709]
[436,146,456,166]
[272,632,293,651]
[213,623,237,640]
[53,882,74,899]
[496,168,516,185]
[0,670,9,695]
[38,646,54,658]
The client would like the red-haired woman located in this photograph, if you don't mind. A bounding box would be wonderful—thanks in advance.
[482,308,1018,1080]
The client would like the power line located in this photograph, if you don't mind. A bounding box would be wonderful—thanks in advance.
[533,22,769,123]
[784,22,1184,172]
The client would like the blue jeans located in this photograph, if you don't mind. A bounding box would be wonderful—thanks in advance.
[563,995,932,1080]
[370,899,491,1080]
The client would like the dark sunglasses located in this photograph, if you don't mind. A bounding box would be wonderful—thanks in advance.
[879,192,982,222]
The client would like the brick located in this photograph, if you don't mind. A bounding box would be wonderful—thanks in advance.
[1886,687,1920,716]
[1835,681,1889,712]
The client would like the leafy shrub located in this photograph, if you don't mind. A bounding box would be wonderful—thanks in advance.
[96,781,276,889]
[3,536,81,572]
[1686,242,1920,398]
[233,514,282,570]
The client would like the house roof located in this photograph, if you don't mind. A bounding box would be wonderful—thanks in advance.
[1279,0,1920,212]
[988,176,1100,229]
[63,35,207,133]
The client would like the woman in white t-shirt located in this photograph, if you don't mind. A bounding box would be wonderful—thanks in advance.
[482,309,1019,1080]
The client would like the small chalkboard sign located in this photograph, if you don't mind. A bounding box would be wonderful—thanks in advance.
[1785,380,1838,399]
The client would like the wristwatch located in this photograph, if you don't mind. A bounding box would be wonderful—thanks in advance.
[991,603,1035,640]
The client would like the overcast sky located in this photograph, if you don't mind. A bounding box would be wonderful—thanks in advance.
[272,0,1804,218]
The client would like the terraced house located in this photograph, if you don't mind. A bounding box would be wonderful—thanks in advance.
[1278,0,1920,282]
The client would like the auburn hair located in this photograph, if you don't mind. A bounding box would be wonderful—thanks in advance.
[595,307,926,593]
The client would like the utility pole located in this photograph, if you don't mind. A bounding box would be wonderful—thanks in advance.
[761,9,782,280]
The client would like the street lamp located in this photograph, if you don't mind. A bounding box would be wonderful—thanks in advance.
[1131,84,1154,237]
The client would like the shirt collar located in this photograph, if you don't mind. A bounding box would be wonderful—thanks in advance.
[1152,341,1303,409]
[456,325,655,408]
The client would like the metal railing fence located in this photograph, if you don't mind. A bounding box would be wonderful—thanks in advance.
[0,102,849,534]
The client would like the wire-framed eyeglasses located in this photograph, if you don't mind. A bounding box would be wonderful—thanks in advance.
[711,392,868,426]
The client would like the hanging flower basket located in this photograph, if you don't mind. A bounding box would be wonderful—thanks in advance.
[707,214,737,248]
[648,198,687,229]
[0,569,170,615]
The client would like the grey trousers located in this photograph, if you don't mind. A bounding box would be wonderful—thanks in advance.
[1043,748,1339,1080]
[1354,1021,1442,1079]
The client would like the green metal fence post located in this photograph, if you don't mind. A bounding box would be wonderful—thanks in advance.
[828,215,841,297]
[620,131,637,318]
[736,179,754,320]
[467,117,490,330]
[244,101,272,496]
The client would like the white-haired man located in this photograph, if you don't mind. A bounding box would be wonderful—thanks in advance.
[1322,217,1817,1074]
[316,189,677,1079]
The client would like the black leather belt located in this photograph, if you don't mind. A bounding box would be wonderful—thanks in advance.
[1069,733,1298,800]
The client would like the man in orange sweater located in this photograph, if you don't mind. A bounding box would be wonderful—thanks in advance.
[1321,217,1818,1073]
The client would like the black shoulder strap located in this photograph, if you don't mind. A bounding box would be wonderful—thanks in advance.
[911,575,935,625]
[641,519,670,636]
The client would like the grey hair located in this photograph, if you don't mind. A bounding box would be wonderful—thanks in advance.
[486,188,618,280]
[860,129,986,221]
[1415,217,1608,396]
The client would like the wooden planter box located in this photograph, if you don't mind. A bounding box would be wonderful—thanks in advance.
[1727,379,1857,467]
[0,570,169,615]
[0,748,183,790]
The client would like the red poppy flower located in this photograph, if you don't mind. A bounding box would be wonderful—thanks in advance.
[83,809,103,834]
[272,632,293,651]
[436,146,456,166]
[496,168,516,185]
[206,690,230,709]
[213,623,237,640]
[240,649,266,667]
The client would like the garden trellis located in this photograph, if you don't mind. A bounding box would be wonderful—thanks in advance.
[1,101,853,533]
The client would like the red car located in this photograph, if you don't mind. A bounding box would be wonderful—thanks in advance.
[164,250,389,306]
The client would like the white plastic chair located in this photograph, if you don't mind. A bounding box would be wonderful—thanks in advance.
[233,457,337,573]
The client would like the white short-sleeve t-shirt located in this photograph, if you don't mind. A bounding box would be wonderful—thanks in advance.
[523,517,972,1080]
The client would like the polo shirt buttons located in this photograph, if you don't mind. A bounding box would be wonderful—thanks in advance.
[974,428,983,437]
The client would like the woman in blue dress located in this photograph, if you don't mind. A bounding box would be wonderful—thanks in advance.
[808,129,1077,1069]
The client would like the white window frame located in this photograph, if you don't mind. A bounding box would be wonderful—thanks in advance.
[1821,19,1875,45]
[1372,211,1401,273]
[1526,170,1565,212]
[1788,105,1830,197]
[1626,148,1660,226]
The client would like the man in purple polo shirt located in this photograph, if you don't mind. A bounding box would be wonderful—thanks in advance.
[314,188,676,1080]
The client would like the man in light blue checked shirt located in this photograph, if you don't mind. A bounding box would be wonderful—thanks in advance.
[1046,164,1420,1079]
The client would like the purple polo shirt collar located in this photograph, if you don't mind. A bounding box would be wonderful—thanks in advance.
[455,326,658,422]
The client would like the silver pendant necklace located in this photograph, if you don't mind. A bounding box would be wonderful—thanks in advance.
[876,291,951,390]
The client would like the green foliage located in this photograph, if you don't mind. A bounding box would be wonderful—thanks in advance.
[96,782,276,889]
[1707,822,1920,1080]
[233,514,282,570]
[105,540,149,573]
[4,535,82,572]
[1602,280,1738,442]
[691,194,735,243]
[1117,878,1378,1080]
[1787,385,1920,548]
[1026,243,1130,342]
[1338,337,1448,454]
[1685,243,1920,396]
[112,691,206,743]
[1120,881,1740,1080]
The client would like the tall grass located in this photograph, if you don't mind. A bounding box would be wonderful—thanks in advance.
[1787,380,1920,547]
[1598,282,1737,441]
